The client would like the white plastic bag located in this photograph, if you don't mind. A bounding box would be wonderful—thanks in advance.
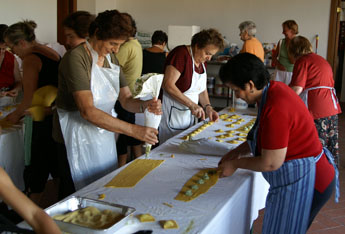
[134,73,164,151]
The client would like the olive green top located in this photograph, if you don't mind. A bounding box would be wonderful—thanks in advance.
[278,39,294,72]
[56,42,127,111]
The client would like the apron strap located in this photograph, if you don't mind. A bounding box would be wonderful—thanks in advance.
[303,86,338,110]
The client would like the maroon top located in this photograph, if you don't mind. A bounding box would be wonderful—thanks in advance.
[0,51,15,89]
[164,45,206,93]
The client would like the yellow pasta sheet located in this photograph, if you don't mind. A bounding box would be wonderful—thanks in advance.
[105,159,164,188]
[175,168,220,202]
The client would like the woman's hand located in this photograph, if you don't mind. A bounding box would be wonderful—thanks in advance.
[134,125,159,145]
[146,97,162,115]
[218,150,240,166]
[218,157,237,177]
[189,102,205,120]
[205,106,219,122]
[2,89,19,97]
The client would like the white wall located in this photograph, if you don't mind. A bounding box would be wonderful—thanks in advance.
[114,0,331,58]
[0,0,57,43]
[78,0,116,14]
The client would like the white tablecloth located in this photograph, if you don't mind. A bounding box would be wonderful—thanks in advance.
[0,102,25,191]
[69,108,269,234]
[0,127,25,191]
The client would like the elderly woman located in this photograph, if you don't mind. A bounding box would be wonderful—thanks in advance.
[4,20,60,201]
[62,11,95,50]
[159,28,223,144]
[289,36,342,166]
[218,53,338,233]
[272,20,299,85]
[54,10,162,196]
[238,21,264,62]
[0,24,21,97]
[142,30,168,75]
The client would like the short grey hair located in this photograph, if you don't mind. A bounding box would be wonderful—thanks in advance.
[239,21,257,37]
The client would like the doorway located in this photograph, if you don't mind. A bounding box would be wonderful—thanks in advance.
[57,0,77,46]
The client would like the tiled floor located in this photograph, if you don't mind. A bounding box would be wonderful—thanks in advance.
[253,102,345,234]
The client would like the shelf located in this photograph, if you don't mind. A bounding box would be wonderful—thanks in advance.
[209,94,231,99]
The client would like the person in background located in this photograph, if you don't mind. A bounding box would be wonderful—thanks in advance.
[54,10,161,198]
[289,36,342,167]
[114,12,144,167]
[0,167,61,234]
[142,30,168,75]
[272,20,298,85]
[238,21,264,62]
[218,53,337,233]
[4,20,60,204]
[159,29,223,144]
[0,24,22,97]
[62,11,95,50]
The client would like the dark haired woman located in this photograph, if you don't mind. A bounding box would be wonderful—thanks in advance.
[218,53,338,233]
[62,11,95,50]
[4,20,60,201]
[54,10,161,195]
[142,30,168,75]
[159,28,224,144]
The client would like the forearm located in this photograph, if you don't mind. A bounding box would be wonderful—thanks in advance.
[0,169,60,234]
[31,210,61,234]
[233,142,251,157]
[199,90,211,108]
[13,96,31,116]
[232,156,277,172]
[120,97,146,113]
[80,106,138,137]
[233,147,286,172]
[290,86,303,95]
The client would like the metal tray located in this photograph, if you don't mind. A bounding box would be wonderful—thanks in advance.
[45,196,135,234]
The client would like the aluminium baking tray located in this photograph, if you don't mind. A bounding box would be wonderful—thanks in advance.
[45,196,135,234]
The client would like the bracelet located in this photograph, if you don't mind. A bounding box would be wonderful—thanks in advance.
[203,104,212,111]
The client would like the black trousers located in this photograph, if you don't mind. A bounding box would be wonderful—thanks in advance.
[56,142,75,199]
[23,115,59,193]
[114,101,141,155]
[308,177,335,228]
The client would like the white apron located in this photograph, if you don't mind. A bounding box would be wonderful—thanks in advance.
[57,41,120,190]
[159,47,207,144]
[300,86,338,110]
[273,69,292,85]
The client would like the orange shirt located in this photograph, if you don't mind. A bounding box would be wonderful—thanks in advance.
[240,37,265,62]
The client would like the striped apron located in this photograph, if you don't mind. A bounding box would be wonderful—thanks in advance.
[247,83,339,234]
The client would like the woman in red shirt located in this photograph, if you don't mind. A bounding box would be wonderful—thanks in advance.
[289,36,342,167]
[0,24,22,97]
[218,53,338,233]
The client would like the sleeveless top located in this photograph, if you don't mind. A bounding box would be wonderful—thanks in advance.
[0,51,15,89]
[278,39,294,72]
[142,49,166,74]
[33,53,59,88]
